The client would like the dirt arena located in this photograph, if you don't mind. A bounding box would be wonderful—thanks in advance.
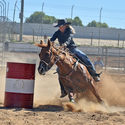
[0,52,125,125]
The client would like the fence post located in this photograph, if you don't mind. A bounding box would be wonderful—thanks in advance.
[122,40,124,48]
[118,48,120,71]
[32,29,35,42]
[105,47,108,71]
[91,32,93,46]
[117,33,120,47]
[101,47,104,62]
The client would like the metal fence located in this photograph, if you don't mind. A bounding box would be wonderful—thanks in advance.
[0,0,14,66]
[1,42,125,73]
[84,47,125,74]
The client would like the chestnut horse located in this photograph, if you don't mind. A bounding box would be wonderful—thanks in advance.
[36,40,104,104]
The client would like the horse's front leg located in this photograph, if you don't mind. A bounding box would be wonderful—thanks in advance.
[68,92,75,103]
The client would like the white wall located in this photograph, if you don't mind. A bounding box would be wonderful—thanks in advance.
[6,42,40,53]
[13,23,125,40]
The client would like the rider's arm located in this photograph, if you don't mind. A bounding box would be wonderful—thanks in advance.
[50,31,58,42]
[50,31,58,46]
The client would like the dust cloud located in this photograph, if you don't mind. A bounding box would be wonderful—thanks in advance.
[61,73,125,113]
[100,73,125,107]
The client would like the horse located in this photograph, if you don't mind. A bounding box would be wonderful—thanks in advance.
[36,40,104,104]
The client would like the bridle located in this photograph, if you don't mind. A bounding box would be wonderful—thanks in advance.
[39,47,61,72]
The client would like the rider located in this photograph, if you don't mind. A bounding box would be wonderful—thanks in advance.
[50,19,100,98]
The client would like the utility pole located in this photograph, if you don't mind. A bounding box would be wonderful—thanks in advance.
[13,0,17,23]
[98,7,102,54]
[19,0,24,42]
[41,2,44,23]
[41,2,44,38]
[71,5,74,20]
[7,1,9,20]
[12,0,17,40]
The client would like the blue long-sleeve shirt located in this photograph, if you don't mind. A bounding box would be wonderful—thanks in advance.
[50,27,76,48]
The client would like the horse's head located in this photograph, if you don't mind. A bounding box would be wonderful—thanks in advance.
[35,40,55,75]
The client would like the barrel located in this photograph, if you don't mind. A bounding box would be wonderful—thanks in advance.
[4,62,36,109]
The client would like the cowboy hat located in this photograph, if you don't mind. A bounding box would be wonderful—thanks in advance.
[54,19,71,27]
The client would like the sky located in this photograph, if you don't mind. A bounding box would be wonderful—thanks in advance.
[6,0,125,29]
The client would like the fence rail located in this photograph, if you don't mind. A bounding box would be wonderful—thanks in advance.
[1,42,125,73]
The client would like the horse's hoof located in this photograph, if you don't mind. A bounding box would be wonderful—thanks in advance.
[70,99,75,103]
[98,100,105,105]
[60,92,67,98]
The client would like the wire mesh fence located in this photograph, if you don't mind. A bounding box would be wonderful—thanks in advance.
[0,16,13,66]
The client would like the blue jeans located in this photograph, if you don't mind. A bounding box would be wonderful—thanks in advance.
[69,47,97,77]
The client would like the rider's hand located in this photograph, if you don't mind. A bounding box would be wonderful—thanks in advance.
[63,43,67,47]
[61,43,67,50]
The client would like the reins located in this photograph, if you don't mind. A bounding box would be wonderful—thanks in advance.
[54,47,79,81]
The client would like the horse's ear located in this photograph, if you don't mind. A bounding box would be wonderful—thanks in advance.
[40,40,44,44]
[47,39,52,48]
[34,43,47,47]
[34,43,43,47]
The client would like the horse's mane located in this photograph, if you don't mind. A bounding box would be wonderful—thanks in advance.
[53,46,77,61]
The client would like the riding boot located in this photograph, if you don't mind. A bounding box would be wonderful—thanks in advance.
[87,67,101,82]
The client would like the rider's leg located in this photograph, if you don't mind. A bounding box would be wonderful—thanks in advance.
[59,79,67,98]
[56,68,67,98]
[69,47,100,82]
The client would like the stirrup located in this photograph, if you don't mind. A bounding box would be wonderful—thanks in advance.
[70,99,75,103]
[93,76,100,82]
[70,97,75,103]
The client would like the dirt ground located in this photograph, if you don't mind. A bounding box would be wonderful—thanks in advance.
[0,52,125,125]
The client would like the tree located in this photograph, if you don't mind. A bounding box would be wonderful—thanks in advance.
[87,20,97,27]
[87,20,108,28]
[66,17,83,26]
[101,23,108,28]
[25,11,57,24]
[25,12,109,28]
[72,17,83,26]
[25,11,83,26]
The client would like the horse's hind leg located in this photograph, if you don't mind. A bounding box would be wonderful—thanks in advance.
[88,81,103,104]
[68,92,75,103]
